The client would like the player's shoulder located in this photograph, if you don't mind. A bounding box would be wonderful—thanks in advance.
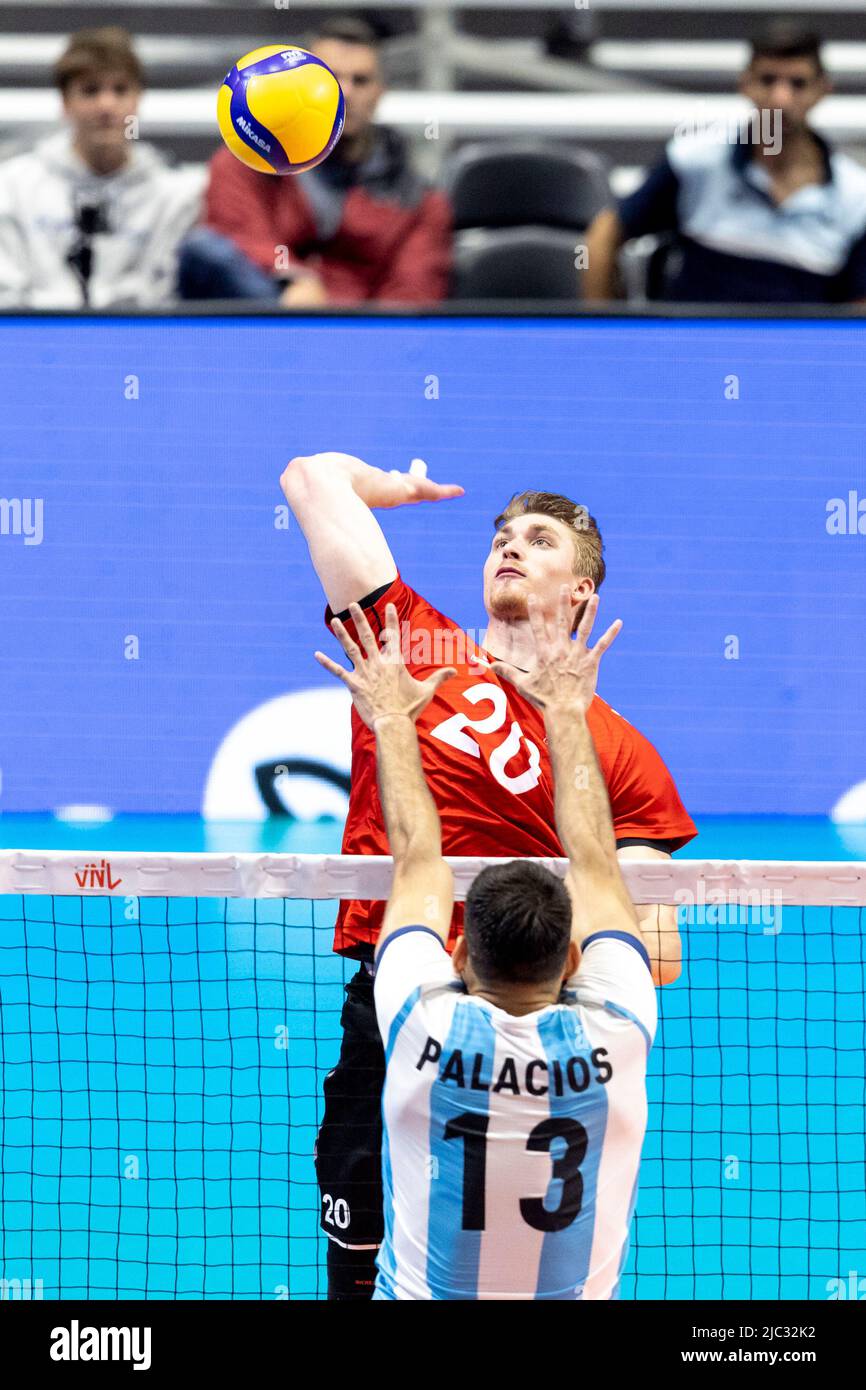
[587,693,643,755]
[395,573,462,628]
[374,931,466,1041]
[589,692,631,728]
[396,574,447,618]
[377,970,465,1014]
[326,572,440,639]
[374,925,458,994]
[589,693,665,754]
[383,573,479,673]
[567,934,658,1046]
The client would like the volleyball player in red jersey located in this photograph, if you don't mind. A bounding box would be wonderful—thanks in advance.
[280,451,697,1299]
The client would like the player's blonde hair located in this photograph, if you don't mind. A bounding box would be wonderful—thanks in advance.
[493,490,605,633]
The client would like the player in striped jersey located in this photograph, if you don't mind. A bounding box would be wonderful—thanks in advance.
[315,584,655,1299]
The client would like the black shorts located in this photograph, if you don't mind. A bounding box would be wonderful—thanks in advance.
[314,963,385,1251]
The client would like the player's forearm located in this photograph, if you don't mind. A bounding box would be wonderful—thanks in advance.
[582,210,624,301]
[544,703,619,873]
[374,714,442,864]
[280,454,398,614]
[282,452,368,507]
[633,902,682,986]
[282,452,401,511]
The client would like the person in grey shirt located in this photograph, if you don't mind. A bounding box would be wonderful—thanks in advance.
[0,27,203,308]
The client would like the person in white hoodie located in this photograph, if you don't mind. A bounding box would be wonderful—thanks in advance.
[0,26,204,307]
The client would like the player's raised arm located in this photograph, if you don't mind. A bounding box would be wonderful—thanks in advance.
[314,601,457,953]
[490,588,646,955]
[280,451,464,615]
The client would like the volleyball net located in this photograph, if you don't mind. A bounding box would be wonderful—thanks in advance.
[0,851,864,1301]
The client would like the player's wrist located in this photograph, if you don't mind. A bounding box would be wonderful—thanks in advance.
[351,462,396,507]
[372,711,416,732]
[544,698,590,722]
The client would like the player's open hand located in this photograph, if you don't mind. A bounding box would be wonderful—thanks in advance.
[489,587,621,714]
[315,601,457,730]
[282,453,463,510]
[369,457,464,510]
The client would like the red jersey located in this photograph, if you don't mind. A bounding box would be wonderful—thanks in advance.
[326,575,697,957]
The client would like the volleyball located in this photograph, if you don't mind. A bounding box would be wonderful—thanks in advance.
[217,45,345,175]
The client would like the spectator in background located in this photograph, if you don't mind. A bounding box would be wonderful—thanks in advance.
[180,17,451,306]
[0,28,203,308]
[584,25,866,305]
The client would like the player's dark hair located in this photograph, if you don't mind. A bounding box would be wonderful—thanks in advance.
[749,24,824,75]
[306,16,379,52]
[464,861,572,986]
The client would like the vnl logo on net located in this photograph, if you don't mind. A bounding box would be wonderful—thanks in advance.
[0,497,43,546]
[74,859,123,890]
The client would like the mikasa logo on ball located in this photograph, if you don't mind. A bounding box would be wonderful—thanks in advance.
[235,115,271,152]
[279,49,307,65]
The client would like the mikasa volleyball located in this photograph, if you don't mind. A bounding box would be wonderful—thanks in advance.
[217,45,345,175]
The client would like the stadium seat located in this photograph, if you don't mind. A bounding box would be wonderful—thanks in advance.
[619,233,677,302]
[447,142,611,231]
[451,225,579,299]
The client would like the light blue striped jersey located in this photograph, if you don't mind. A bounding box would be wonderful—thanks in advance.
[372,925,656,1300]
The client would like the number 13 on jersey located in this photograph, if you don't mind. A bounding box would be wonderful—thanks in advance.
[445,1111,588,1232]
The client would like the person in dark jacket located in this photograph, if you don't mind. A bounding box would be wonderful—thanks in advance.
[180,17,451,306]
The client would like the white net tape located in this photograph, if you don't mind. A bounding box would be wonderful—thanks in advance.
[1,850,865,906]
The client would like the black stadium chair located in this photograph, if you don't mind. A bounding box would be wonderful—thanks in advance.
[446,143,611,299]
[451,226,583,300]
[447,143,611,233]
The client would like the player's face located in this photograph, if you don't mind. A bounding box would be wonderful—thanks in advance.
[483,513,593,628]
[739,57,828,137]
[63,72,140,153]
[313,39,384,140]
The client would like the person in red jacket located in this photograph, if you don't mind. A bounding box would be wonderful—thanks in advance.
[179,17,451,305]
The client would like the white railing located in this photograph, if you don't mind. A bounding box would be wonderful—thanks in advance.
[5,90,866,142]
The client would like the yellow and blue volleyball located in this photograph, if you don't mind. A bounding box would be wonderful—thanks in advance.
[217,45,345,175]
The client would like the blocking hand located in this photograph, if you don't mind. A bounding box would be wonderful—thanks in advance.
[490,587,621,715]
[315,601,457,729]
